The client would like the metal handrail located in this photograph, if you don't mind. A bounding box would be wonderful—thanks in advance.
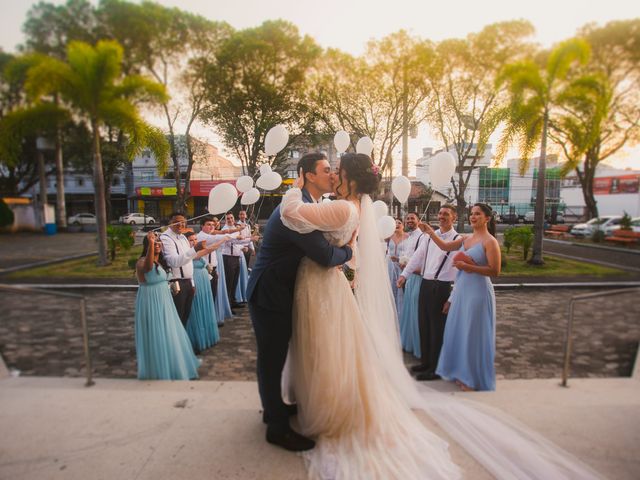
[0,284,94,387]
[561,286,640,387]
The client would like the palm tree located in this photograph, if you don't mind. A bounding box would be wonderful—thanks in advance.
[495,39,591,265]
[25,40,169,266]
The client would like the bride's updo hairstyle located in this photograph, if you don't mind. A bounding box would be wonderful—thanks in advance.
[338,153,381,197]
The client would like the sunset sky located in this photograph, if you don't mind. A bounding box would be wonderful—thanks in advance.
[2,0,639,170]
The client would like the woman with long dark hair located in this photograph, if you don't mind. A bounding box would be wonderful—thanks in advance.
[421,203,500,391]
[134,232,200,380]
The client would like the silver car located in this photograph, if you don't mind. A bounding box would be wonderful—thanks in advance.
[570,215,622,237]
[119,213,156,225]
[68,213,96,225]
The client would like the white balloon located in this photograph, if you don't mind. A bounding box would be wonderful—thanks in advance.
[429,151,457,187]
[377,215,396,239]
[391,175,411,204]
[208,183,238,215]
[372,200,388,219]
[264,124,289,156]
[334,130,350,153]
[355,136,373,156]
[259,164,272,175]
[240,187,260,205]
[256,171,282,191]
[235,175,254,193]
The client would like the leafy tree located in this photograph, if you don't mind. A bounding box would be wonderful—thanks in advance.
[427,21,535,232]
[553,20,640,219]
[98,0,233,210]
[201,20,321,176]
[496,38,592,265]
[25,40,169,265]
[312,32,434,176]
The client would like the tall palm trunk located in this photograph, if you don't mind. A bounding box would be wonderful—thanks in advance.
[91,121,109,266]
[37,149,47,227]
[54,127,67,228]
[530,113,548,265]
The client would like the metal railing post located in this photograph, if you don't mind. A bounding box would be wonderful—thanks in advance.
[561,287,640,387]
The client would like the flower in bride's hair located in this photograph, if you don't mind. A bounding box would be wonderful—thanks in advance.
[367,163,380,175]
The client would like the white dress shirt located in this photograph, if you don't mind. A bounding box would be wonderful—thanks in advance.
[237,221,255,252]
[403,228,424,258]
[401,228,459,282]
[220,225,252,256]
[196,231,227,267]
[160,229,197,283]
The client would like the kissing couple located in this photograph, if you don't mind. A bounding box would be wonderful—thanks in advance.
[246,152,601,480]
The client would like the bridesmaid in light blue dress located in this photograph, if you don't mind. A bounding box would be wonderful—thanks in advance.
[134,232,199,380]
[422,204,501,391]
[235,253,249,304]
[185,232,226,352]
[386,219,408,316]
[215,248,233,324]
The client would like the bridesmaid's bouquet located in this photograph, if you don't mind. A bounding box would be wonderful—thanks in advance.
[452,251,474,265]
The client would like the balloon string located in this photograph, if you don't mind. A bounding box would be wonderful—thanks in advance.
[419,199,433,223]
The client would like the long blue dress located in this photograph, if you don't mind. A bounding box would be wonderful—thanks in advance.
[134,265,199,380]
[399,273,421,358]
[215,249,233,324]
[386,238,404,316]
[235,253,249,303]
[436,242,496,391]
[186,258,220,351]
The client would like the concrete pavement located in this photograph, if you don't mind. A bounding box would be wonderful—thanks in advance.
[0,375,638,480]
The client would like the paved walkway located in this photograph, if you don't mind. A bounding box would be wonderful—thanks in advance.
[0,288,637,381]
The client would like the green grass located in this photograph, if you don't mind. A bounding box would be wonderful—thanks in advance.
[501,248,626,277]
[8,246,141,280]
[7,245,627,280]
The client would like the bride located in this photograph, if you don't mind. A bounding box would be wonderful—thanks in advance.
[280,153,602,480]
[281,153,460,479]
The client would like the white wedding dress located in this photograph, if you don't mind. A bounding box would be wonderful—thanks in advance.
[281,188,603,480]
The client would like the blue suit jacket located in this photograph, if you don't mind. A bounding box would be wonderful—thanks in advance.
[247,188,353,314]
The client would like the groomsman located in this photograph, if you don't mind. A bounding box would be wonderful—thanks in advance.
[237,210,255,268]
[397,205,459,381]
[197,217,228,301]
[221,212,252,309]
[160,212,206,326]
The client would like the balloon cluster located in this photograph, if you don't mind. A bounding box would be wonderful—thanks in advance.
[207,124,288,215]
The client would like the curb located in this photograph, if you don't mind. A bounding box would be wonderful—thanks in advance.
[546,238,640,256]
[0,251,99,275]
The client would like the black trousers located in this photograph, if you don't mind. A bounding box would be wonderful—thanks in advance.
[243,249,252,270]
[171,279,195,327]
[209,267,218,301]
[417,279,452,374]
[223,255,240,306]
[248,300,292,429]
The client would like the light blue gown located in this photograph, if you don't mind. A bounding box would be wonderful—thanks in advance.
[386,238,404,316]
[134,265,199,380]
[235,254,249,303]
[215,249,233,323]
[436,242,496,391]
[186,258,220,351]
[399,273,421,358]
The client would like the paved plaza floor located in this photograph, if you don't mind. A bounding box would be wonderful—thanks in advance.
[0,287,638,382]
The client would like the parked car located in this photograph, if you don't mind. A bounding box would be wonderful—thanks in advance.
[68,213,96,225]
[570,215,622,237]
[603,217,640,237]
[524,211,536,223]
[119,212,156,225]
[498,213,522,224]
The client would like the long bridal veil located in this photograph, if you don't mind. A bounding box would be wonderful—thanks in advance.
[355,194,603,480]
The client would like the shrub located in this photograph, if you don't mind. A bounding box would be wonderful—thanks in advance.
[504,226,534,260]
[591,229,605,243]
[107,225,134,261]
[0,199,14,228]
[620,211,632,231]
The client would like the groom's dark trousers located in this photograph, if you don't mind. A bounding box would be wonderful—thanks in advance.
[247,192,352,431]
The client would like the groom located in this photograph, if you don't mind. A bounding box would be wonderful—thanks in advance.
[247,153,353,451]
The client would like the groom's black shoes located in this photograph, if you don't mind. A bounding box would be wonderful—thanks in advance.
[266,426,315,452]
[410,364,429,373]
[416,372,441,381]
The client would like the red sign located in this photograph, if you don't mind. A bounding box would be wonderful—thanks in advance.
[593,175,639,195]
[190,180,237,197]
